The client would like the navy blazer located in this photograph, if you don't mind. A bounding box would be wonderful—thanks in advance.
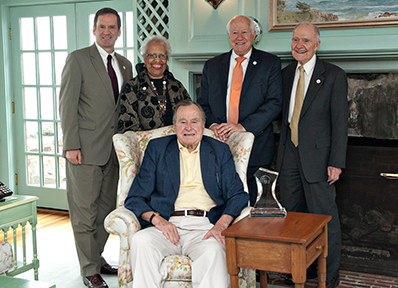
[124,135,249,229]
[277,57,348,183]
[197,47,283,166]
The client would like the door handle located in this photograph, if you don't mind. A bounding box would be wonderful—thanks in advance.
[380,173,398,179]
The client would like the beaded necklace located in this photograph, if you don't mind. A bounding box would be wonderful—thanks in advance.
[150,79,167,115]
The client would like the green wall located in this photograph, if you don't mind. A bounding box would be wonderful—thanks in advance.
[1,0,398,190]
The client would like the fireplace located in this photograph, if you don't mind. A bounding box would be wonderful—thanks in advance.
[335,72,398,277]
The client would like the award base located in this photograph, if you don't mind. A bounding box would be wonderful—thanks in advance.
[250,207,287,218]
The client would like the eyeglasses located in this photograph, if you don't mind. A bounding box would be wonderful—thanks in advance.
[145,53,168,60]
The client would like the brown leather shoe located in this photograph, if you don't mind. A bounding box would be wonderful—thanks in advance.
[317,274,340,288]
[83,274,109,288]
[100,263,118,275]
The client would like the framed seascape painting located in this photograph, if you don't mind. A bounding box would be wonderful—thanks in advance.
[269,0,398,31]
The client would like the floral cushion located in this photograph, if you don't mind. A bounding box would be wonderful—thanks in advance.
[104,126,256,288]
[0,241,13,274]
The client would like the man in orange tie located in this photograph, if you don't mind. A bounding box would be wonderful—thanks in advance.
[198,15,283,207]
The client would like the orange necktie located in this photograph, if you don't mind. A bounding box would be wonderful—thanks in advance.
[229,56,246,124]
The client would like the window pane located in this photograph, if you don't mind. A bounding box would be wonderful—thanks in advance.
[38,52,52,85]
[126,12,134,47]
[58,157,66,189]
[43,156,56,187]
[53,16,67,49]
[24,87,38,119]
[40,88,53,120]
[36,17,51,50]
[54,52,67,85]
[56,87,60,120]
[57,122,63,154]
[115,13,123,49]
[41,122,55,154]
[22,53,36,85]
[89,14,95,45]
[20,18,35,50]
[27,155,40,186]
[126,49,134,67]
[25,121,39,152]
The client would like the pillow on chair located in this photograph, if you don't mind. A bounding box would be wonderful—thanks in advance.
[0,241,13,274]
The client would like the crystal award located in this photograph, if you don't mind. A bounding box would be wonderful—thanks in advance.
[250,168,286,217]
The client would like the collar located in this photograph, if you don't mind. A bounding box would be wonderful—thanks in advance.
[296,54,316,75]
[178,140,201,154]
[95,42,115,59]
[231,48,252,61]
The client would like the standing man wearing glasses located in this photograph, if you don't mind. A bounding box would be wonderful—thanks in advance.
[118,35,190,133]
[59,7,133,288]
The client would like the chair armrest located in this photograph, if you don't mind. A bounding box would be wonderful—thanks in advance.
[104,206,141,236]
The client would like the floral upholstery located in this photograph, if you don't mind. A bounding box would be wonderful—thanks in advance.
[104,126,257,288]
[0,241,13,275]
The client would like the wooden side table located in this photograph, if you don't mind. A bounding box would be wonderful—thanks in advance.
[222,212,331,288]
[0,195,39,280]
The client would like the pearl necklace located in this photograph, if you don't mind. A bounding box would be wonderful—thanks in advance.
[150,79,167,115]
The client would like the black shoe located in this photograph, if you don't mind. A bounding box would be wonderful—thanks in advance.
[83,274,109,288]
[100,263,118,275]
[284,271,318,285]
[317,274,340,288]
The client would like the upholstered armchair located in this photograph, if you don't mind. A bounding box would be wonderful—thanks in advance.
[0,241,13,275]
[104,125,257,288]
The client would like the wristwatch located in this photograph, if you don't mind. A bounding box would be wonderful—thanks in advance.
[149,212,160,225]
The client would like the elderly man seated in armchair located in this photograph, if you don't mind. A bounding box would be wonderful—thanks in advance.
[124,100,249,288]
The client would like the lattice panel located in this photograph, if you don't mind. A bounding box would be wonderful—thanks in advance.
[136,0,169,62]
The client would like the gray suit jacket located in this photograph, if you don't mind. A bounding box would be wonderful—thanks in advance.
[59,44,133,165]
[277,57,348,183]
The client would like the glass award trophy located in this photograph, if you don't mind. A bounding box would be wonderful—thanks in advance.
[250,168,287,217]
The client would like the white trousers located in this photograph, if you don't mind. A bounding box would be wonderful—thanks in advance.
[130,216,229,288]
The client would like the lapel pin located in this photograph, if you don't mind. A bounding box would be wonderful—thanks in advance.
[253,61,257,65]
[316,79,321,84]
[123,66,126,70]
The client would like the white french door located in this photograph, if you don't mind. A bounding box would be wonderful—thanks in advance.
[11,0,134,209]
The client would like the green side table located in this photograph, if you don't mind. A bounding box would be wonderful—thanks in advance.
[0,275,55,288]
[0,195,39,280]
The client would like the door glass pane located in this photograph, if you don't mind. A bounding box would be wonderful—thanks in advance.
[38,52,52,85]
[26,155,40,186]
[25,121,39,152]
[22,53,36,85]
[53,16,67,49]
[58,157,66,189]
[41,122,55,154]
[55,87,60,120]
[126,12,134,47]
[36,17,51,50]
[20,18,35,50]
[54,52,67,85]
[40,88,54,120]
[115,13,123,49]
[57,122,63,154]
[24,87,38,119]
[42,156,56,187]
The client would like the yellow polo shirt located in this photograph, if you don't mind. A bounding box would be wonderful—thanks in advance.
[174,141,217,211]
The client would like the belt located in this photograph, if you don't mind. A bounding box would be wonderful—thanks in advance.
[171,209,208,217]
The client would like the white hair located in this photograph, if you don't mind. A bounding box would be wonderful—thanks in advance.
[226,15,255,34]
[140,35,172,57]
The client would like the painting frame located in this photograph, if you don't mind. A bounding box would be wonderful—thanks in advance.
[269,0,398,31]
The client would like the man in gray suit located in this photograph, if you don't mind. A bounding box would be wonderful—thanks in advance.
[277,23,348,288]
[59,7,133,288]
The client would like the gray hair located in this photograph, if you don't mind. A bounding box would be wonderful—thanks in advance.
[226,15,255,34]
[140,35,172,57]
[173,100,206,125]
[293,22,320,42]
